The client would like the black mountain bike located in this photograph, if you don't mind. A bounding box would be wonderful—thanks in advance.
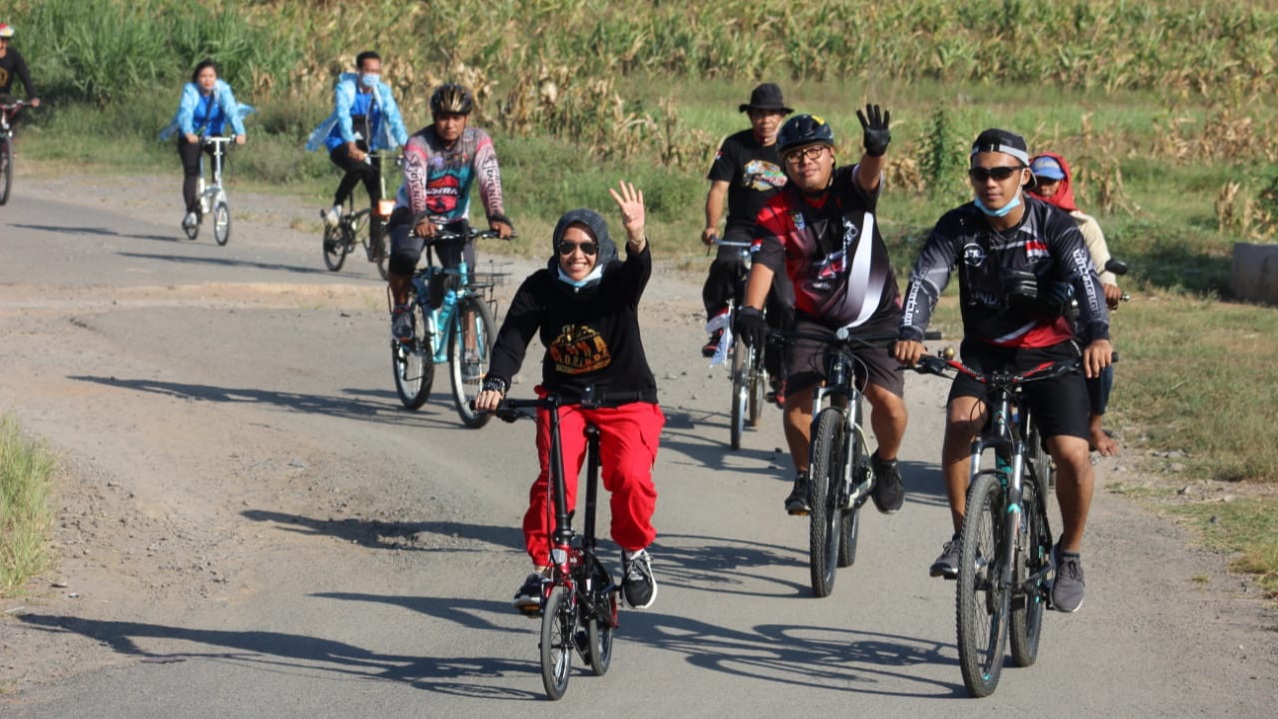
[709,237,769,450]
[322,150,397,279]
[773,327,939,597]
[495,389,621,701]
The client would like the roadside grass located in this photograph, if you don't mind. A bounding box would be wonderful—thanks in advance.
[0,415,57,596]
[1165,498,1278,600]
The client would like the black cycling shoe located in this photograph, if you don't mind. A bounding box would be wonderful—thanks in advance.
[870,452,905,514]
[784,472,811,516]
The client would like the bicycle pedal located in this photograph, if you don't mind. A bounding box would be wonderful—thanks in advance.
[517,604,543,618]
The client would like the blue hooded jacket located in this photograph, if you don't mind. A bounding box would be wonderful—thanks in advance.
[306,73,409,153]
[159,79,253,140]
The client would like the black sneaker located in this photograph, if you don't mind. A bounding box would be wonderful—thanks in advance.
[512,572,549,615]
[1051,543,1086,613]
[701,330,723,358]
[621,549,657,609]
[391,305,414,344]
[930,535,960,579]
[784,472,811,516]
[869,452,905,514]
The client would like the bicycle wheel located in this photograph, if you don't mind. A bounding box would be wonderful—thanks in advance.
[1010,471,1050,668]
[747,357,767,427]
[391,301,434,409]
[0,137,12,205]
[808,407,845,597]
[837,402,867,568]
[183,213,200,241]
[322,223,349,271]
[584,564,615,676]
[957,470,1010,698]
[448,295,495,428]
[729,332,749,450]
[1026,416,1055,490]
[540,585,574,700]
[212,199,231,246]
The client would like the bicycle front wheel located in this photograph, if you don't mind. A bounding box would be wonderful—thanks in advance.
[747,355,767,427]
[391,302,434,409]
[837,402,867,568]
[322,223,349,271]
[1010,471,1050,667]
[212,200,231,246]
[957,470,1010,697]
[808,407,845,598]
[729,332,749,450]
[540,585,574,700]
[584,564,616,676]
[448,295,495,428]
[0,137,12,205]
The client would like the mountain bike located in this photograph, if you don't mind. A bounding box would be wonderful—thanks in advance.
[772,326,940,597]
[0,99,31,206]
[706,237,769,450]
[910,351,1097,697]
[322,150,398,279]
[183,136,233,245]
[494,389,621,701]
[391,225,507,427]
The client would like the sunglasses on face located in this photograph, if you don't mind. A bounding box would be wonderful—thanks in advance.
[559,241,598,256]
[968,166,1024,182]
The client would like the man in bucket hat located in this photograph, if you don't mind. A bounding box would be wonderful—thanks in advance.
[698,84,795,400]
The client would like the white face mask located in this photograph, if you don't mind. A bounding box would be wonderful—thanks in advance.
[360,73,379,88]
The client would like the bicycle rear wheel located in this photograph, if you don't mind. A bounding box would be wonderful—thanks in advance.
[747,349,766,427]
[391,301,434,409]
[808,407,845,597]
[540,585,574,700]
[583,562,615,677]
[957,470,1010,697]
[448,295,495,428]
[729,332,749,450]
[1010,473,1050,667]
[1026,415,1055,490]
[322,223,349,271]
[0,137,12,205]
[212,199,231,246]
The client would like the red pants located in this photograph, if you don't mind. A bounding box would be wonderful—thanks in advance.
[523,398,664,566]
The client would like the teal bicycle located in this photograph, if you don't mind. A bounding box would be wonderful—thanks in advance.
[391,226,506,427]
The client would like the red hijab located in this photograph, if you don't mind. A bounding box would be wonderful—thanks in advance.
[1030,151,1078,212]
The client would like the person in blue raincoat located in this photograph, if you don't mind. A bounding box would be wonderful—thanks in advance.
[160,59,252,230]
[307,51,409,245]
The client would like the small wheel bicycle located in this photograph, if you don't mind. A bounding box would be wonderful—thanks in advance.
[494,389,621,701]
[183,136,233,245]
[910,351,1087,697]
[708,237,769,451]
[322,150,398,279]
[0,99,32,206]
[391,225,508,427]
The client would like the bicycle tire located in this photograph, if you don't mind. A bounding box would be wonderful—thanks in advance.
[1010,472,1049,667]
[747,350,766,427]
[183,216,200,241]
[391,301,434,409]
[729,332,749,450]
[448,295,495,428]
[957,470,1010,698]
[584,567,615,676]
[540,585,573,700]
[1026,415,1055,490]
[212,200,231,246]
[0,137,12,205]
[837,400,867,568]
[322,223,349,271]
[808,407,845,597]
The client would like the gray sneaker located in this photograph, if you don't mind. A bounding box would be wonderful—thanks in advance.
[391,305,414,344]
[1051,544,1085,612]
[182,211,199,229]
[930,535,960,579]
[622,548,657,609]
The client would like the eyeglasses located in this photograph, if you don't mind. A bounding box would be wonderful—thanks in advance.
[559,241,598,256]
[968,166,1024,182]
[784,145,827,166]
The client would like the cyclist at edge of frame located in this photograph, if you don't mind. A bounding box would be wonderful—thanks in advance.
[734,106,912,520]
[0,22,41,141]
[698,82,795,399]
[306,50,409,245]
[386,82,514,343]
[893,128,1113,614]
[158,58,253,230]
[474,181,664,614]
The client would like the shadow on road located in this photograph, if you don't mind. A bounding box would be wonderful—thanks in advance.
[118,250,338,277]
[241,510,524,553]
[8,222,176,243]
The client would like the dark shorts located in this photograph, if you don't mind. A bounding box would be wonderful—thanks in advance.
[947,339,1090,441]
[388,209,473,277]
[785,314,905,398]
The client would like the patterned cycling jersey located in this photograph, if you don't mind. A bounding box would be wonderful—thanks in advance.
[753,164,900,328]
[899,196,1109,347]
[395,125,506,224]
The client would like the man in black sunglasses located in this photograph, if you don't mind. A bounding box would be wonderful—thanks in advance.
[895,128,1113,614]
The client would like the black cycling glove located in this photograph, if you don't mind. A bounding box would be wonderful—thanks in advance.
[735,307,768,349]
[856,104,891,157]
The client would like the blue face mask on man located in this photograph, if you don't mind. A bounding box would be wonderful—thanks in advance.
[360,73,380,89]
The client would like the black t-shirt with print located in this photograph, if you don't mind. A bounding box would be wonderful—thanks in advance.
[707,129,787,233]
[0,48,37,98]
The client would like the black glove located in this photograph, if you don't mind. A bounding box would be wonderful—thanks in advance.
[735,307,768,349]
[856,104,891,157]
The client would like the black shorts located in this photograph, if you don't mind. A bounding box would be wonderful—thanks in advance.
[785,315,905,398]
[388,209,473,277]
[947,339,1090,441]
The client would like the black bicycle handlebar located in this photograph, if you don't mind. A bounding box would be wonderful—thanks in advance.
[908,350,1119,385]
[769,328,941,347]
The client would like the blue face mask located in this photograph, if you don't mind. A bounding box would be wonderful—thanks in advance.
[974,191,1023,218]
[360,73,379,89]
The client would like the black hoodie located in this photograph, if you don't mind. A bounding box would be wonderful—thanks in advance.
[486,209,658,403]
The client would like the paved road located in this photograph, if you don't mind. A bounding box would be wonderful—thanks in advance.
[0,176,1273,717]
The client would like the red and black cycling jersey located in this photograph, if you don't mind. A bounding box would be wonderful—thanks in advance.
[753,164,901,328]
[900,196,1109,348]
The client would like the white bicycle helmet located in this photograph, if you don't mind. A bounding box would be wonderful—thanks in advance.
[0,24,16,39]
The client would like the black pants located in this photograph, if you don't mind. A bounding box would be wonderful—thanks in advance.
[330,141,383,241]
[702,228,794,379]
[388,208,474,279]
[177,136,227,214]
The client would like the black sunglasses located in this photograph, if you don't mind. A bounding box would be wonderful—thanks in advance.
[968,166,1024,182]
[559,241,598,256]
